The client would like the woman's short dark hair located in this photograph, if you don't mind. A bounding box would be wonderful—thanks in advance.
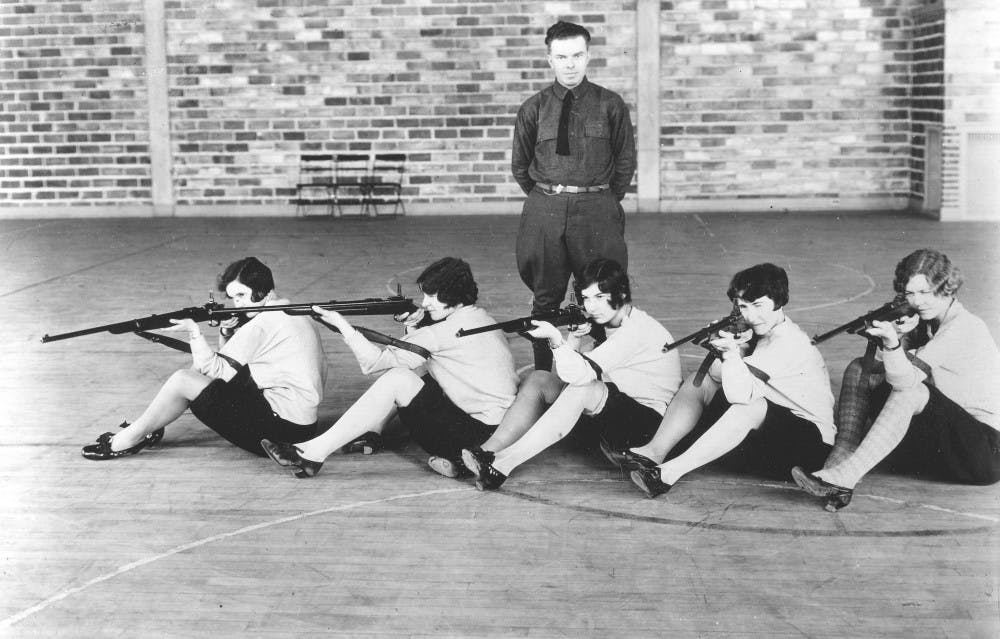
[218,257,274,302]
[575,258,631,309]
[417,257,478,307]
[727,263,789,309]
[892,248,963,297]
[545,21,591,48]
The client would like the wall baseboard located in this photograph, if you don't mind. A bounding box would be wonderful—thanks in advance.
[0,196,917,220]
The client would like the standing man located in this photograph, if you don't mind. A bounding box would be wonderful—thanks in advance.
[512,21,636,370]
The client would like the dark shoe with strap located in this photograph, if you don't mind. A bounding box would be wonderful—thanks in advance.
[81,431,151,460]
[461,447,507,491]
[791,466,854,512]
[630,466,673,499]
[118,420,164,447]
[598,437,659,470]
[261,439,324,478]
[341,431,383,455]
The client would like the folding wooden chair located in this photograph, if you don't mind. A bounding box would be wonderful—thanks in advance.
[332,153,371,217]
[293,154,334,217]
[363,153,406,217]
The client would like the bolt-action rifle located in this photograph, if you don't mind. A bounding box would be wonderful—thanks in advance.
[456,305,590,339]
[811,295,931,382]
[810,296,913,345]
[662,303,760,387]
[40,293,420,353]
[661,302,753,353]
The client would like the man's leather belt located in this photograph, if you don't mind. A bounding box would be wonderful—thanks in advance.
[535,182,610,194]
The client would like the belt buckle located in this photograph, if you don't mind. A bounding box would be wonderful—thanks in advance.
[553,184,565,194]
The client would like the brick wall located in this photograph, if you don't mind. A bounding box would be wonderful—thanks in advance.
[1,0,995,216]
[0,0,151,208]
[660,0,912,208]
[164,0,636,210]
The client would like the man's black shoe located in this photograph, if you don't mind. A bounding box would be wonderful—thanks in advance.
[630,466,673,499]
[261,439,324,478]
[461,447,507,491]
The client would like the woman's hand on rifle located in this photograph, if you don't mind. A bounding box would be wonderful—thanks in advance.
[167,318,202,341]
[865,319,902,350]
[527,320,563,347]
[396,307,427,333]
[708,328,753,360]
[312,306,355,336]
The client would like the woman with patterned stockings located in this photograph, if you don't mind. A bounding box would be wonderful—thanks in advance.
[793,248,1000,511]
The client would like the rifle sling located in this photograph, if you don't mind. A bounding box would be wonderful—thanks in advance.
[312,318,431,359]
[134,331,191,353]
[354,326,432,359]
[580,353,603,379]
[134,330,243,369]
[692,351,770,388]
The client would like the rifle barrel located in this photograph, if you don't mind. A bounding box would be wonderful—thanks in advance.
[42,322,134,343]
[456,306,587,338]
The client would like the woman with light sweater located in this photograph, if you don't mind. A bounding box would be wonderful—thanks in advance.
[261,257,518,479]
[82,257,327,459]
[793,248,1000,511]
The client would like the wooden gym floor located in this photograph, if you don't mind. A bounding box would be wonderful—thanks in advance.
[0,212,997,638]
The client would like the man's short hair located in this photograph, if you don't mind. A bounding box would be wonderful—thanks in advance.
[576,258,631,309]
[893,248,963,297]
[727,263,789,309]
[545,21,591,48]
[417,257,478,307]
[218,257,274,303]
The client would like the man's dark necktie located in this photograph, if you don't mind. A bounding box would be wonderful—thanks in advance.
[556,91,574,156]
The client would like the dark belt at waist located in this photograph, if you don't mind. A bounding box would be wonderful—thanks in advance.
[535,182,610,195]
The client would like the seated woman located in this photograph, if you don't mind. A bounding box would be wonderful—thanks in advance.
[624,263,836,498]
[82,257,327,459]
[461,258,683,491]
[261,257,519,479]
[793,248,1000,510]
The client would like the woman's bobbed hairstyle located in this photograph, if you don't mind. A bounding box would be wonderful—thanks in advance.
[416,257,478,307]
[574,258,631,309]
[218,257,274,302]
[727,262,789,309]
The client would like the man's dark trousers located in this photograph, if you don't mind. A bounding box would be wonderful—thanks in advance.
[515,186,627,370]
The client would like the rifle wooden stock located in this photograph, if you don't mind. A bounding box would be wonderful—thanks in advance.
[456,305,588,338]
[810,297,913,345]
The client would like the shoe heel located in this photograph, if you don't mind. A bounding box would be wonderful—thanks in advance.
[824,491,853,512]
[292,465,319,479]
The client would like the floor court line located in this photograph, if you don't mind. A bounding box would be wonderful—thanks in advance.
[0,486,472,630]
[3,472,995,629]
[0,236,188,299]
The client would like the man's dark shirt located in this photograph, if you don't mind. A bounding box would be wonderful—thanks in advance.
[511,77,636,200]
